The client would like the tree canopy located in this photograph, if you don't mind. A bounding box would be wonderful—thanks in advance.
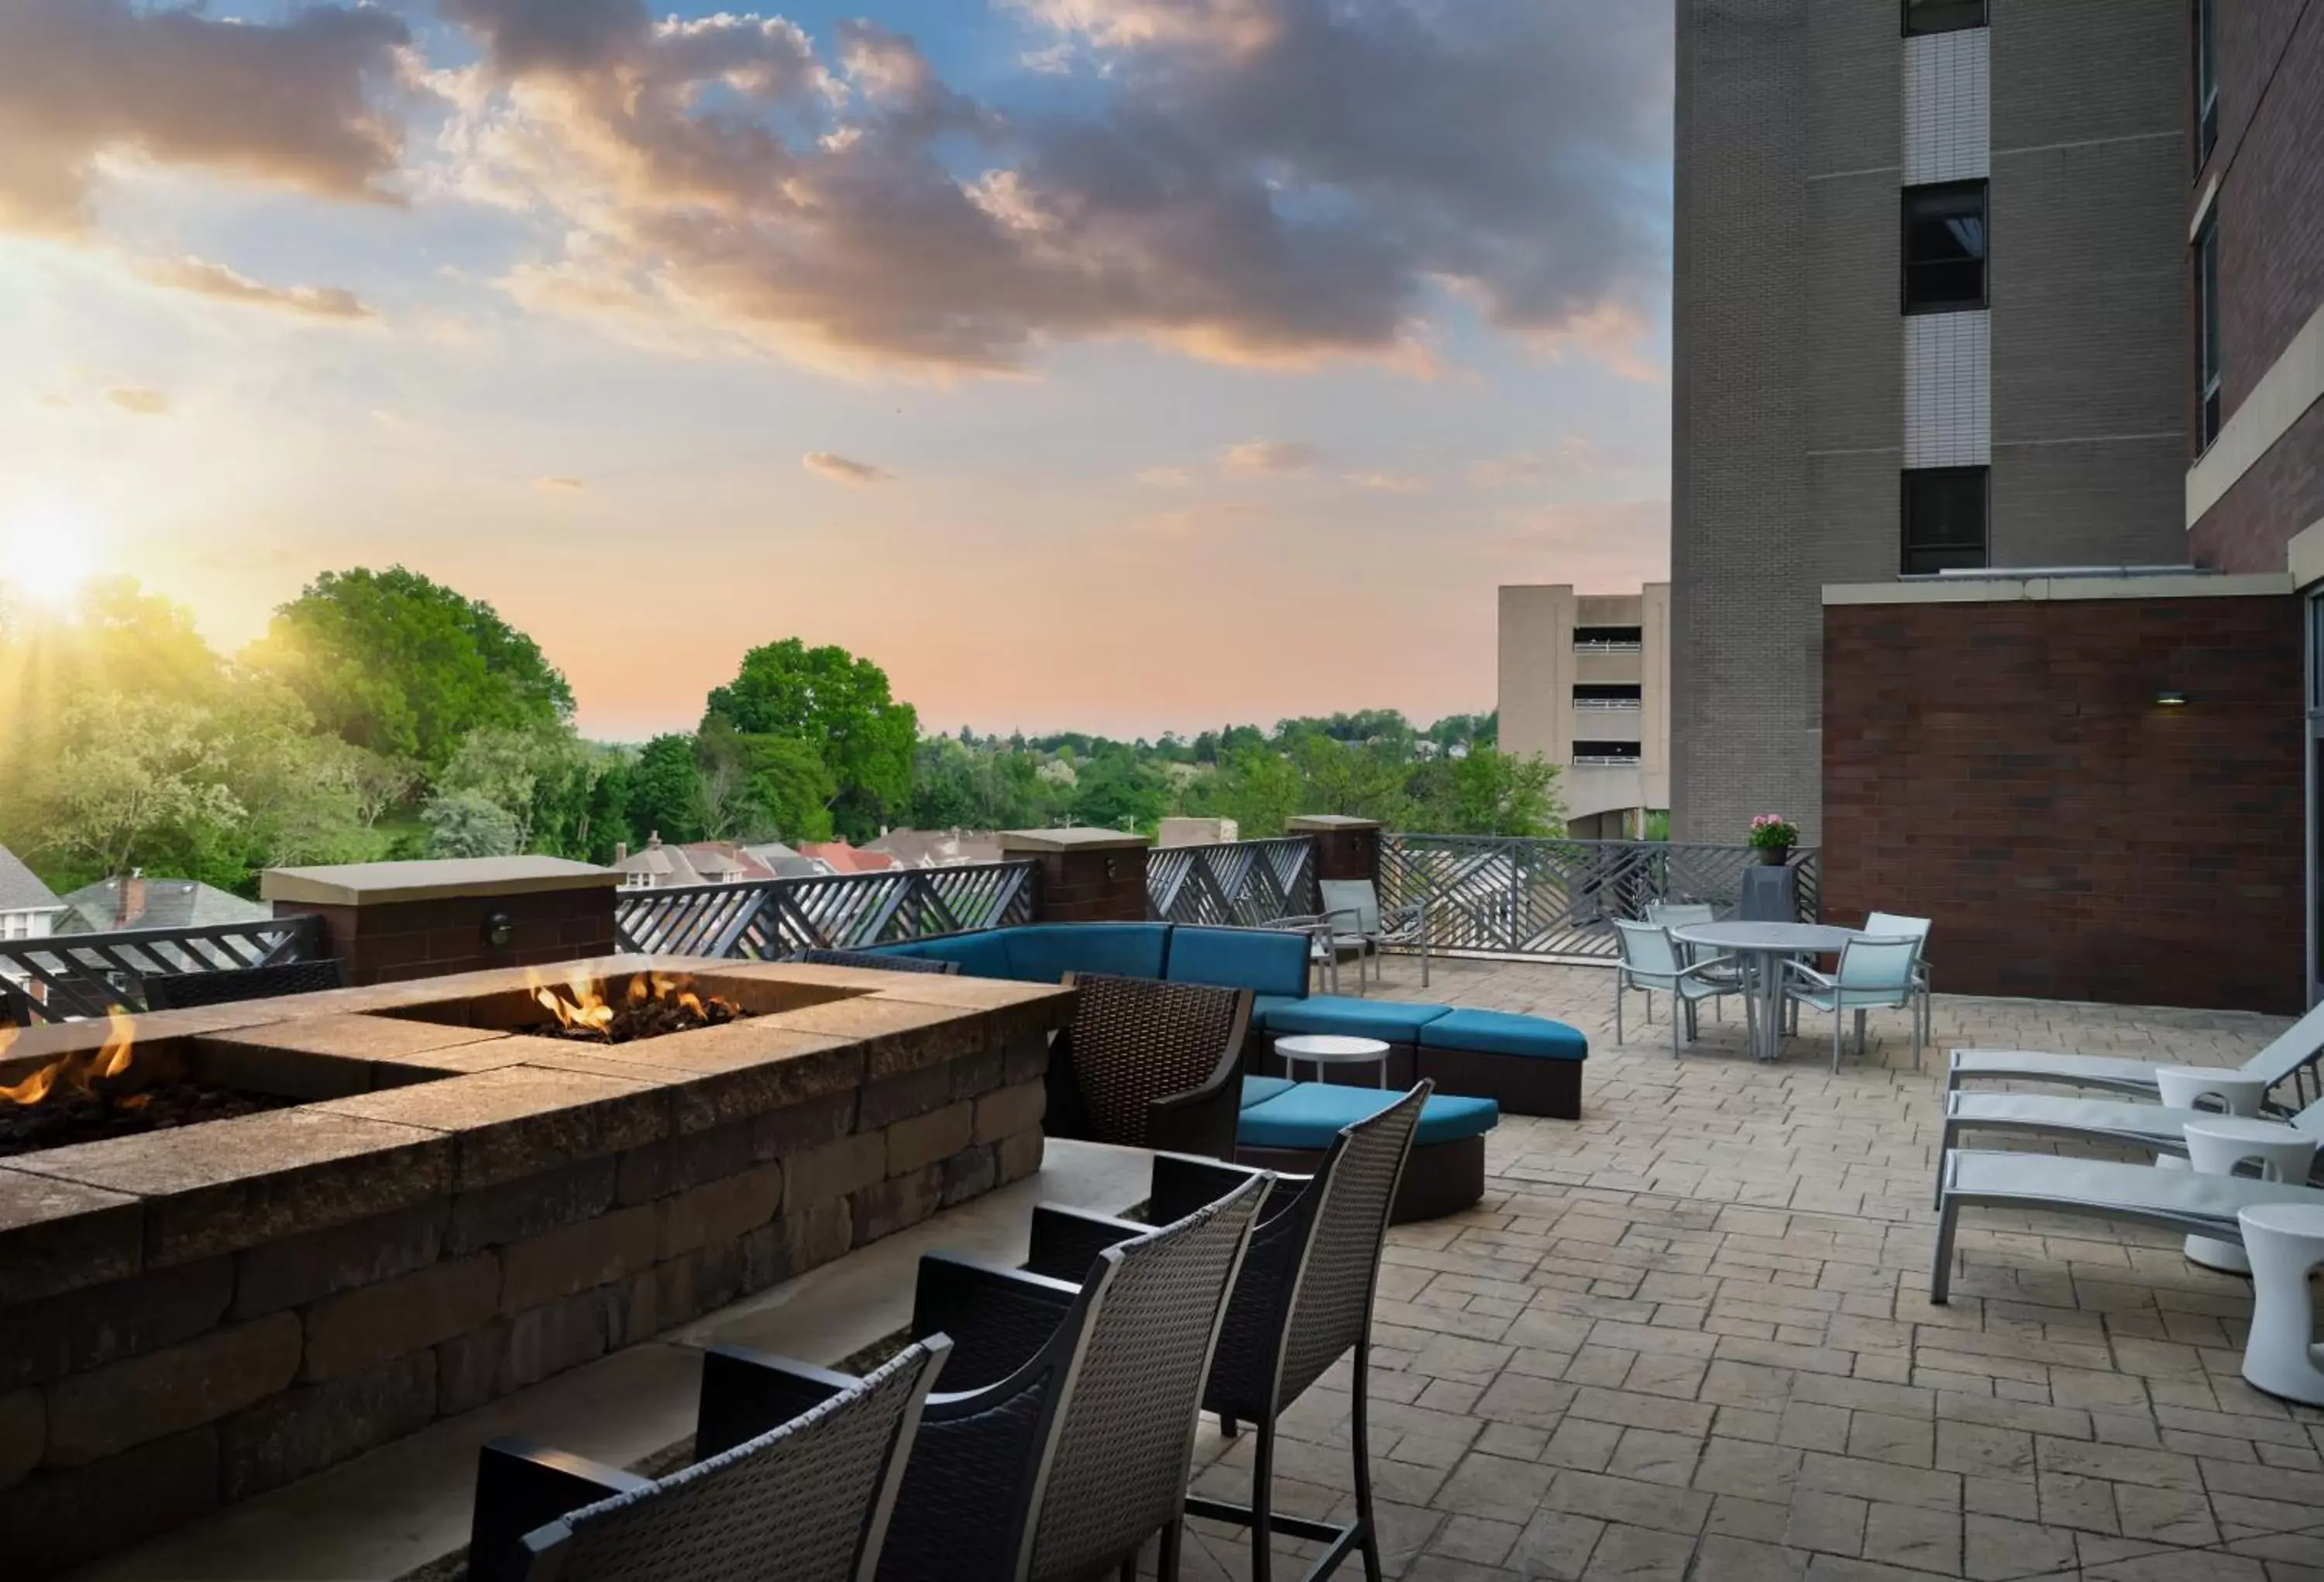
[705,640,916,841]
[246,566,572,772]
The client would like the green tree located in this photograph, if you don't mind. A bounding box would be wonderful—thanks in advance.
[1293,734,1412,824]
[1201,745,1304,837]
[246,566,572,771]
[1069,748,1169,831]
[27,693,246,885]
[422,789,524,858]
[704,640,916,841]
[1406,748,1563,836]
[626,734,706,844]
[696,721,836,842]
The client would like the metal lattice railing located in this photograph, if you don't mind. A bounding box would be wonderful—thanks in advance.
[614,862,1039,959]
[0,914,329,1026]
[1145,838,1320,927]
[1379,835,1821,962]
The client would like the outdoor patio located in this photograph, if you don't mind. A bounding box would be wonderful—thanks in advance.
[1174,954,2324,1582]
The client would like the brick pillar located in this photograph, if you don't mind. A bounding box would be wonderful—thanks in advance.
[1287,815,1384,886]
[999,829,1153,923]
[262,857,622,985]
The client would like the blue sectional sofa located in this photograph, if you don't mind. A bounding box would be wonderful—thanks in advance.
[879,921,1588,1120]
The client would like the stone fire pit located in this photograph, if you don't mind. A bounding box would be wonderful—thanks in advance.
[0,956,1070,1578]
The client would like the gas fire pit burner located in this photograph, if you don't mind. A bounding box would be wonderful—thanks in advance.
[0,1009,292,1159]
[523,971,752,1044]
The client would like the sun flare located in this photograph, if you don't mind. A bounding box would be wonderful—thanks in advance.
[1,506,101,610]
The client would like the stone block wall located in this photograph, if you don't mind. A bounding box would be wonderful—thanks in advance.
[1822,591,2303,1013]
[0,968,1061,1577]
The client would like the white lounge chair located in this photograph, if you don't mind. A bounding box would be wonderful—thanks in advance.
[1932,1150,2324,1303]
[1945,999,2324,1102]
[1936,1087,2324,1206]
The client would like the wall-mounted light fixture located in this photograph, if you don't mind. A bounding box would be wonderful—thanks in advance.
[482,912,515,947]
[2154,690,2191,708]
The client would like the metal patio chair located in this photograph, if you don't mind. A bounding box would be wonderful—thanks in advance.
[875,1170,1270,1581]
[1138,1085,1428,1582]
[1945,998,2324,1108]
[139,957,348,1011]
[469,1337,948,1582]
[1043,972,1253,1161]
[1611,920,1745,1054]
[1780,934,1923,1071]
[1863,910,1934,1061]
[1317,879,1430,992]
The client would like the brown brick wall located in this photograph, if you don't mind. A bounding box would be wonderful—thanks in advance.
[279,886,619,986]
[1822,594,2304,1014]
[2198,1,2324,425]
[2192,397,2324,572]
[1017,847,1145,923]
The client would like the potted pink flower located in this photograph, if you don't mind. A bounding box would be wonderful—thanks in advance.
[1748,813,1797,865]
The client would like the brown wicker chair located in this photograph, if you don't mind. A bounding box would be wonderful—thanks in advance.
[1023,1088,1428,1582]
[469,1338,947,1582]
[1042,973,1253,1162]
[875,1169,1270,1581]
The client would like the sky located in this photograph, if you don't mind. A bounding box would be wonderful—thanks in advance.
[0,0,1676,743]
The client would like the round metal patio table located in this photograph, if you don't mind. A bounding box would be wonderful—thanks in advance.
[1669,922,1863,1063]
[1274,1033,1392,1088]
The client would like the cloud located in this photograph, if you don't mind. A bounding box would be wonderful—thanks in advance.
[1346,471,1425,494]
[1222,440,1320,475]
[134,255,376,320]
[1133,466,1197,488]
[104,387,170,416]
[535,476,587,491]
[0,0,411,236]
[441,0,1672,376]
[802,451,894,484]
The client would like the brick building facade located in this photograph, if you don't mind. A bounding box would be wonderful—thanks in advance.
[1823,579,2303,1013]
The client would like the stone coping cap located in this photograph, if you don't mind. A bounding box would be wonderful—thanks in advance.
[995,827,1151,851]
[262,856,621,906]
[1286,814,1384,831]
[1822,571,2295,607]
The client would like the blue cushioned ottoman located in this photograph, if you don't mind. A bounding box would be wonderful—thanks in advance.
[1235,1083,1496,1222]
[1251,995,1451,1092]
[1416,1009,1588,1119]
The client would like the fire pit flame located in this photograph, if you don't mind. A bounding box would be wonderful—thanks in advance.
[0,1006,136,1106]
[525,970,741,1044]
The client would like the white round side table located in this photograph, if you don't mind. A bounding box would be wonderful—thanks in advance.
[1274,1033,1392,1088]
[2181,1118,2319,1274]
[2154,1065,2272,1117]
[2236,1203,2324,1406]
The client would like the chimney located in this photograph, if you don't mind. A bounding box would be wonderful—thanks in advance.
[118,868,147,929]
[614,841,630,865]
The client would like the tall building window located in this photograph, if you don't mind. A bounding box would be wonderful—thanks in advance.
[1903,182,1988,312]
[1903,0,1986,34]
[1902,467,1989,574]
[2197,210,2223,449]
[2195,0,2219,167]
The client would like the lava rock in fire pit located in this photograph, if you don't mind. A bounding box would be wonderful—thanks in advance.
[526,975,751,1045]
[0,1082,291,1160]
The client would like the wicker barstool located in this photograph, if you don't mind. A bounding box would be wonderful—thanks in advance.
[468,1337,949,1582]
[787,948,965,975]
[1043,972,1254,1161]
[875,1169,1271,1582]
[139,958,348,1011]
[1031,1087,1428,1581]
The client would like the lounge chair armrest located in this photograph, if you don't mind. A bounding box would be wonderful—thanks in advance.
[1147,1153,1275,1223]
[911,1253,1078,1391]
[1024,1204,1146,1283]
[1782,958,1837,990]
[694,1344,858,1458]
[471,1439,651,1582]
[1676,953,1741,982]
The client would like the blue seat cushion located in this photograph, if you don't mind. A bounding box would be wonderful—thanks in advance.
[1250,994,1304,1031]
[1166,926,1310,999]
[1239,1075,1298,1109]
[1260,996,1453,1043]
[1004,923,1171,984]
[885,930,1019,980]
[1418,1009,1590,1062]
[1238,1084,1499,1150]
